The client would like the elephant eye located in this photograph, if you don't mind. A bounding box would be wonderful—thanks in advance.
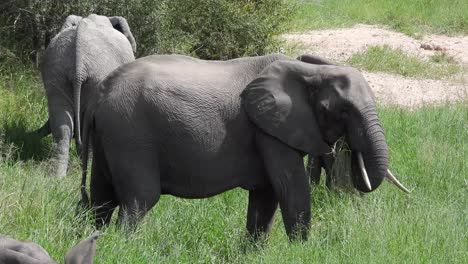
[340,110,349,119]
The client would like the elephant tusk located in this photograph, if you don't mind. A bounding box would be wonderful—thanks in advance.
[357,152,372,191]
[386,169,411,193]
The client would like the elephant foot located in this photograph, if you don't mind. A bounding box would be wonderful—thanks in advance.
[50,140,71,177]
[50,160,68,178]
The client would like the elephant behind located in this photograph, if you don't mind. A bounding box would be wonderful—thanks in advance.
[80,53,408,241]
[36,14,136,177]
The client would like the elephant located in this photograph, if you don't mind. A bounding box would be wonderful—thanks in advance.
[34,14,136,177]
[79,53,409,241]
[0,232,99,264]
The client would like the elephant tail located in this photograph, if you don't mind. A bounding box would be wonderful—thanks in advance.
[73,18,89,156]
[73,67,84,156]
[77,103,94,210]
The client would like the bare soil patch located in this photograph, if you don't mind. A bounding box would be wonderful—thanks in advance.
[283,24,468,108]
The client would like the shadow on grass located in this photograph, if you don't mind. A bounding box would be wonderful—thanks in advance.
[1,118,52,161]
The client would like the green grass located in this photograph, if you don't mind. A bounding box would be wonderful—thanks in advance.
[1,62,467,263]
[291,0,468,36]
[0,63,51,161]
[346,45,464,79]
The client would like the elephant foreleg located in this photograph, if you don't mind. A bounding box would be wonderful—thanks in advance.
[256,131,311,241]
[307,154,335,189]
[306,156,323,185]
[246,187,278,241]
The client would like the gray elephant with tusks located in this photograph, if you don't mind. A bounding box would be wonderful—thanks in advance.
[34,14,136,177]
[80,53,409,241]
[0,232,99,264]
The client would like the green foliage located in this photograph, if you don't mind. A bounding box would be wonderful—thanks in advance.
[157,0,294,60]
[346,45,463,79]
[0,0,295,60]
[291,0,468,36]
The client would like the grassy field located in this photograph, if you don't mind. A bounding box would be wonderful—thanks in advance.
[0,60,467,263]
[1,1,467,262]
[291,0,468,36]
[346,45,463,79]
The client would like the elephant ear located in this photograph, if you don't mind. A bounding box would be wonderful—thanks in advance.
[242,61,330,156]
[296,54,335,65]
[61,15,82,31]
[64,232,99,264]
[108,16,137,54]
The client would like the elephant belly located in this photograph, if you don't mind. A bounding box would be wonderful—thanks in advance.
[159,154,267,198]
[157,126,268,199]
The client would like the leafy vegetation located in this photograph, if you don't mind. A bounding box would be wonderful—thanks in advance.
[347,45,463,79]
[0,0,294,60]
[291,0,468,36]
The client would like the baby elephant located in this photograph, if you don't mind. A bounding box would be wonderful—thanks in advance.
[0,232,99,264]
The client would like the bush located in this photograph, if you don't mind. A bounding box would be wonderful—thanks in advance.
[160,0,294,59]
[0,0,295,61]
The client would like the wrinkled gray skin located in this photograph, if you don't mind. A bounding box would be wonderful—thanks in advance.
[80,53,389,241]
[36,14,136,177]
[0,232,99,264]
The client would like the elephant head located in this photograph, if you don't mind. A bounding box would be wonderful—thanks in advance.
[61,15,82,30]
[0,232,99,264]
[243,59,408,192]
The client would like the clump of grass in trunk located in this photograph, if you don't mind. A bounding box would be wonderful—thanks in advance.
[327,138,357,193]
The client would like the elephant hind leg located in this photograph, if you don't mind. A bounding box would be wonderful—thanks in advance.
[108,150,161,228]
[49,110,74,177]
[90,148,117,229]
[246,186,278,241]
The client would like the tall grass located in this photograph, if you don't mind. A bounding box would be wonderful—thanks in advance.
[292,0,468,36]
[0,63,51,161]
[0,62,466,262]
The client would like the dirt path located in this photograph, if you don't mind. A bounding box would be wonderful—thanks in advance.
[283,24,468,108]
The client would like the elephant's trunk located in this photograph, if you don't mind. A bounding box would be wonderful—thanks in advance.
[351,105,389,192]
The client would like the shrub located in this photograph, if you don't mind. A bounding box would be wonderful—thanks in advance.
[0,0,295,61]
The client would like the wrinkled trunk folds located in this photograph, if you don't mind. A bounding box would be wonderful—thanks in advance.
[352,106,389,192]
